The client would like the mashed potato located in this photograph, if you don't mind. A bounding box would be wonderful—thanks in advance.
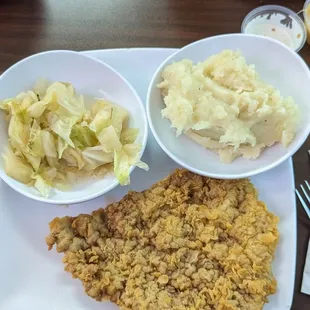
[158,50,299,163]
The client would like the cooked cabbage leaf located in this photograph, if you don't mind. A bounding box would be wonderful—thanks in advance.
[89,105,112,133]
[0,98,14,113]
[82,146,114,170]
[113,149,130,186]
[71,124,97,149]
[45,82,85,119]
[27,100,49,118]
[33,78,49,99]
[48,113,78,148]
[62,147,85,170]
[2,147,33,184]
[96,125,122,152]
[110,105,129,137]
[57,136,68,159]
[57,94,86,119]
[120,128,139,144]
[114,144,148,186]
[27,119,43,157]
[23,150,41,171]
[91,99,111,116]
[41,130,57,158]
[8,115,30,150]
[32,173,52,198]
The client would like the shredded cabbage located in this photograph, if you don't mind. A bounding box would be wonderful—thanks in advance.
[120,128,139,144]
[62,147,85,170]
[2,147,34,184]
[48,113,78,148]
[71,124,97,149]
[89,101,112,133]
[114,144,149,186]
[23,150,41,171]
[32,174,52,198]
[82,146,114,171]
[27,120,43,157]
[0,80,147,197]
[57,136,68,159]
[41,130,57,158]
[96,125,123,152]
[110,105,129,136]
[27,100,49,118]
[8,115,30,150]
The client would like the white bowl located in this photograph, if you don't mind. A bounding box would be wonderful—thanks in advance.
[147,34,310,179]
[0,50,148,204]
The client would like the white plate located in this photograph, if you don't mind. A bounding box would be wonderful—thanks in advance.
[0,48,296,310]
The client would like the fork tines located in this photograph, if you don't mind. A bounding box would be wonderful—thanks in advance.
[296,180,310,219]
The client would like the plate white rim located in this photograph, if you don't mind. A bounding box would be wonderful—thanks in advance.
[0,48,297,310]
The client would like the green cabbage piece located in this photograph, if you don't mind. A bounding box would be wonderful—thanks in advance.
[33,78,49,99]
[62,147,85,170]
[23,151,41,172]
[114,144,148,186]
[96,125,122,152]
[31,174,52,198]
[2,147,34,184]
[88,105,112,133]
[27,119,43,157]
[57,94,86,119]
[57,136,68,159]
[41,130,57,158]
[70,124,97,149]
[110,105,129,137]
[48,113,78,148]
[8,115,30,150]
[45,82,86,119]
[82,146,114,171]
[27,100,49,118]
[120,128,139,144]
[0,98,14,113]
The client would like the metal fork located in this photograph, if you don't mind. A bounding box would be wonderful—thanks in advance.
[296,181,310,219]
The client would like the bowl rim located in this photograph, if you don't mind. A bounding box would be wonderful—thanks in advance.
[0,50,148,204]
[146,33,310,179]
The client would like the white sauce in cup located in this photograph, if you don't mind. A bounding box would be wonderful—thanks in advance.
[242,5,306,52]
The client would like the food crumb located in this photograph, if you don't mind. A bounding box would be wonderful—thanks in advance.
[272,28,276,32]
[297,33,301,38]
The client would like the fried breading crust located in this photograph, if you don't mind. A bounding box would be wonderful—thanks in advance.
[46,169,279,310]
